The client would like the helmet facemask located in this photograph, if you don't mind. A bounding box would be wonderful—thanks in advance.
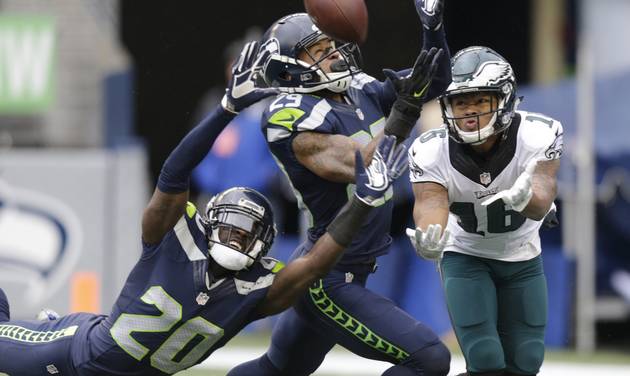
[296,38,361,93]
[203,194,275,272]
[441,86,516,145]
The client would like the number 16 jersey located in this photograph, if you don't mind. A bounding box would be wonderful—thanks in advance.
[408,111,563,261]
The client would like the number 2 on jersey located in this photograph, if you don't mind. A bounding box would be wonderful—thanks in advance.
[269,94,302,111]
[450,199,526,235]
[110,286,224,374]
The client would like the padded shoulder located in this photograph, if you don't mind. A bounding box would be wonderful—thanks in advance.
[409,127,449,169]
[517,111,564,160]
[259,257,285,273]
[263,93,336,143]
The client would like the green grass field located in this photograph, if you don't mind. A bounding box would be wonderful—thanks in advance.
[176,332,630,376]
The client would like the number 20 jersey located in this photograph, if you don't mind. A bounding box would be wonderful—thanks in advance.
[408,111,564,261]
[71,203,282,375]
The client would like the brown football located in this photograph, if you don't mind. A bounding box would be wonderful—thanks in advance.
[304,0,368,44]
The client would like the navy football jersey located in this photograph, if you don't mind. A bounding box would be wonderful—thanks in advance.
[262,73,410,263]
[71,203,284,375]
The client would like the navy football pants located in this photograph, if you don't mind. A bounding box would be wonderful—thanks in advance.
[228,241,449,375]
[0,308,94,376]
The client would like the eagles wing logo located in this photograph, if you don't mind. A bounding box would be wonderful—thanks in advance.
[410,159,424,179]
[0,179,82,307]
[475,61,513,86]
[545,132,564,160]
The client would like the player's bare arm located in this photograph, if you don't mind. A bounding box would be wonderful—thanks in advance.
[412,181,449,230]
[291,47,444,183]
[256,233,344,316]
[142,190,189,245]
[522,158,560,221]
[258,135,408,316]
[407,181,450,260]
[292,131,381,183]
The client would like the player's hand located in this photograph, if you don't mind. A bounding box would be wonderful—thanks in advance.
[221,40,279,114]
[481,159,539,212]
[383,47,443,118]
[406,224,450,260]
[354,135,408,206]
[415,0,445,31]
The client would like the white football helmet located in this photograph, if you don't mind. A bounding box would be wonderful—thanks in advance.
[439,46,519,144]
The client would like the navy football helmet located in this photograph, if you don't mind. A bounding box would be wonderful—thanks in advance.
[203,187,276,271]
[439,46,519,144]
[259,13,362,94]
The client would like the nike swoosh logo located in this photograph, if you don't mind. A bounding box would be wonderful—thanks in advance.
[276,114,296,123]
[413,85,429,98]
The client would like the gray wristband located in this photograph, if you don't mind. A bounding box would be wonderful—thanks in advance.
[327,195,373,248]
[384,100,421,142]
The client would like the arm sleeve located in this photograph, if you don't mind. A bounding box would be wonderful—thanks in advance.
[421,28,452,101]
[157,105,236,193]
[408,134,448,187]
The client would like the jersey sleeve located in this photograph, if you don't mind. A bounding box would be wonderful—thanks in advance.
[262,93,338,168]
[518,112,564,162]
[407,127,449,187]
[263,94,336,143]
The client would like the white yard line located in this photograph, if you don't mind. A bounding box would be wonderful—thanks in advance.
[195,346,630,375]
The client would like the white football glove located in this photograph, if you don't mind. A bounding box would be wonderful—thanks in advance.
[221,40,279,114]
[406,224,450,261]
[481,158,539,212]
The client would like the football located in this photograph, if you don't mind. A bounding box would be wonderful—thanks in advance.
[304,0,368,44]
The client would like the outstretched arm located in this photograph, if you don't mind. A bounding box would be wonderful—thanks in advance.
[142,41,278,244]
[406,181,451,260]
[292,131,381,183]
[521,159,559,220]
[293,47,444,183]
[142,108,235,245]
[416,0,452,99]
[257,136,408,316]
[481,158,560,221]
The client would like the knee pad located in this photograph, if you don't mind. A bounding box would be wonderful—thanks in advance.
[466,338,505,373]
[510,339,544,375]
[396,341,451,376]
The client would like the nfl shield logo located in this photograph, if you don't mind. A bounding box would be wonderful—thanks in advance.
[345,272,354,283]
[196,292,210,306]
[480,172,492,185]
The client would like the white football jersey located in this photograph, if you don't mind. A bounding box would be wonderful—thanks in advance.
[408,110,563,261]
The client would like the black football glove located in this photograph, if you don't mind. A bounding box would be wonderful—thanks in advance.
[382,47,443,141]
